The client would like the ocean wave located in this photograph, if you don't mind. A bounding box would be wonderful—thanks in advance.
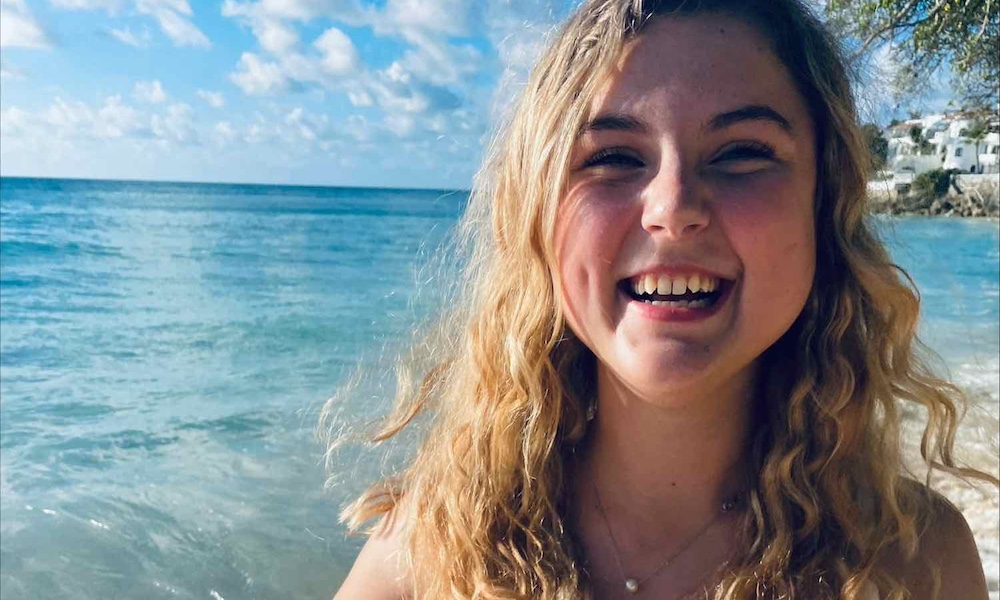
[0,240,125,259]
[176,413,274,437]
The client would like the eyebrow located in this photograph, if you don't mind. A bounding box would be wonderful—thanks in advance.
[579,104,793,138]
[579,114,649,136]
[708,104,793,132]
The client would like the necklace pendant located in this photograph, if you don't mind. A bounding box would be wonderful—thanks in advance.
[624,578,640,594]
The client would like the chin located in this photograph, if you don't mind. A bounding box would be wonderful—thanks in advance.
[601,358,722,402]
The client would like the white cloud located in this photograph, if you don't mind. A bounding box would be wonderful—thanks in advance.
[344,113,371,141]
[142,2,211,48]
[369,61,461,115]
[0,0,51,49]
[222,0,299,56]
[226,0,471,42]
[254,0,364,23]
[109,25,152,47]
[257,18,299,54]
[347,87,373,107]
[243,119,281,145]
[196,90,225,108]
[380,104,480,142]
[362,0,483,90]
[2,95,207,146]
[384,113,415,137]
[42,99,88,133]
[213,121,237,143]
[193,106,350,151]
[95,95,143,138]
[150,102,196,144]
[379,0,473,39]
[109,0,211,47]
[285,106,317,140]
[13,95,146,140]
[223,11,363,97]
[47,0,210,48]
[384,61,410,84]
[313,27,357,74]
[49,0,123,10]
[0,60,24,79]
[397,34,480,86]
[230,52,288,95]
[0,106,30,134]
[220,2,249,20]
[274,51,322,83]
[134,80,168,103]
[283,107,355,154]
[140,0,192,13]
[217,0,484,140]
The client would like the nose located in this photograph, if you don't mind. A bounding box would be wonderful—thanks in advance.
[639,163,710,238]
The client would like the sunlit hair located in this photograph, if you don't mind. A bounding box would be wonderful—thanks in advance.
[322,0,996,598]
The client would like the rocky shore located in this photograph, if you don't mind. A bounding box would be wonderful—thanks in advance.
[868,174,1000,217]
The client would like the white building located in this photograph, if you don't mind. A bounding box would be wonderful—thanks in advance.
[886,113,1000,180]
[885,116,944,179]
[976,131,1000,174]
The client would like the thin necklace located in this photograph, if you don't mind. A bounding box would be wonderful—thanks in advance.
[591,483,739,595]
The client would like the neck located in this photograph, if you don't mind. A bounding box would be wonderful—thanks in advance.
[577,366,757,531]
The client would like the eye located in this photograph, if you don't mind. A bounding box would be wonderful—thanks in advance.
[580,147,645,170]
[711,141,777,173]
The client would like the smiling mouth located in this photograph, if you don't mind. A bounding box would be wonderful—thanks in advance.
[618,273,731,309]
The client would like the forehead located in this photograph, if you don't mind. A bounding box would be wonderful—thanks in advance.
[590,15,812,132]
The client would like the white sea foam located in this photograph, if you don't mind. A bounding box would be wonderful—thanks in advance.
[152,580,179,595]
[952,354,1000,401]
[910,356,1000,595]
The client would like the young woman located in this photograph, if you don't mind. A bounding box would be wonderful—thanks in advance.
[329,0,995,598]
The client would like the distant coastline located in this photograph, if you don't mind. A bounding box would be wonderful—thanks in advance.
[868,174,1000,218]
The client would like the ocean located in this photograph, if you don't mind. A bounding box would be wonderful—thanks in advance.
[1,177,997,599]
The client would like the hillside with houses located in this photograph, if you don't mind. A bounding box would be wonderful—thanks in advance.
[869,112,1000,217]
[887,112,1000,176]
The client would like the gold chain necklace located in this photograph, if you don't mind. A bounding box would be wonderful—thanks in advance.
[591,483,739,595]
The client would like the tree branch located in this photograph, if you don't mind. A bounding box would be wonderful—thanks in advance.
[972,0,992,43]
[855,0,921,56]
[854,0,953,56]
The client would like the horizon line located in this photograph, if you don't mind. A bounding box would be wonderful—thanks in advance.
[0,174,472,195]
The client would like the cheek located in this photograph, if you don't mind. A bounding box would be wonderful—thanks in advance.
[715,177,816,297]
[554,197,630,329]
[556,196,627,280]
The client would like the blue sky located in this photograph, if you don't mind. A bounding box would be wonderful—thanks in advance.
[1,0,580,188]
[0,0,951,189]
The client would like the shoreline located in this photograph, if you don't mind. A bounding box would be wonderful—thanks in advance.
[868,175,1000,218]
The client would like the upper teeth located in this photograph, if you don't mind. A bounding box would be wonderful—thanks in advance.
[632,274,719,296]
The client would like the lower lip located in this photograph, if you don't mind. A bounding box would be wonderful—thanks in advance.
[621,282,734,323]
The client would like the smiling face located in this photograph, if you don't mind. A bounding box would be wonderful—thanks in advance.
[555,15,817,406]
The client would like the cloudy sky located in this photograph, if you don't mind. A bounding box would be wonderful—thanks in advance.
[0,0,948,189]
[1,0,579,188]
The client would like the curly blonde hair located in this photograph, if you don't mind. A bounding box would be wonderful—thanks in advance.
[323,0,996,598]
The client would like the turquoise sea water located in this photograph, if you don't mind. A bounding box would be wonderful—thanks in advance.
[1,177,997,599]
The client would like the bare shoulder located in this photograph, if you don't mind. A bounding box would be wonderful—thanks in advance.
[879,487,988,600]
[333,498,415,600]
